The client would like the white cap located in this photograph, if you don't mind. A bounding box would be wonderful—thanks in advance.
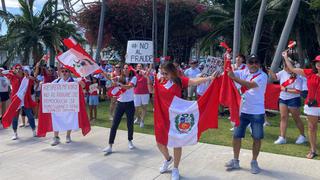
[23,66,31,75]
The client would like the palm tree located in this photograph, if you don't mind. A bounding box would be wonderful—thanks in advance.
[0,0,80,65]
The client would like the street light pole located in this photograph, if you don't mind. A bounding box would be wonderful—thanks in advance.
[163,0,169,58]
[96,0,106,63]
[152,0,158,62]
[251,0,267,55]
[233,0,241,63]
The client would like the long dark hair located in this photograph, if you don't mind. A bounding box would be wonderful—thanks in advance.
[119,64,135,84]
[311,62,319,74]
[162,62,182,88]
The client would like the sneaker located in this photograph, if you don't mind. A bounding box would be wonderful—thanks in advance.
[102,146,112,154]
[51,137,60,146]
[11,133,18,140]
[128,141,135,150]
[171,168,180,180]
[264,121,271,126]
[32,130,37,137]
[66,136,72,143]
[295,135,307,144]
[139,121,144,128]
[134,118,140,124]
[274,136,286,144]
[225,159,240,171]
[250,160,261,174]
[25,123,30,127]
[19,124,25,128]
[230,127,234,131]
[159,156,173,173]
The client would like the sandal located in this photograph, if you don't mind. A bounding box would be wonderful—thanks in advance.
[306,151,318,159]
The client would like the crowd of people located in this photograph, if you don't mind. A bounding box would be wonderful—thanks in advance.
[0,50,319,180]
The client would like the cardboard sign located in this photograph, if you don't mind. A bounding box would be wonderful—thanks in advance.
[201,56,224,76]
[126,40,153,64]
[42,82,79,113]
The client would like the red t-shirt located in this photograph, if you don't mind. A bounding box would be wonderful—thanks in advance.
[159,76,189,98]
[43,70,56,83]
[134,74,149,94]
[303,69,320,107]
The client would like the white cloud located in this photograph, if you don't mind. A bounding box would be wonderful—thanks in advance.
[5,0,20,8]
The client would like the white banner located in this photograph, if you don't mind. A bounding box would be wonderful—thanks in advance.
[126,40,153,64]
[42,82,79,113]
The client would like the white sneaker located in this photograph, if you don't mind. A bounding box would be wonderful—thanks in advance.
[171,168,180,180]
[66,136,72,143]
[159,156,173,173]
[103,146,112,154]
[230,127,234,131]
[140,121,144,128]
[11,133,18,140]
[32,130,37,137]
[134,118,140,124]
[295,135,307,144]
[274,136,286,144]
[109,117,113,121]
[128,141,135,150]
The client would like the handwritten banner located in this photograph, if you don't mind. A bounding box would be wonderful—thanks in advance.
[126,40,153,64]
[42,82,79,113]
[202,56,224,76]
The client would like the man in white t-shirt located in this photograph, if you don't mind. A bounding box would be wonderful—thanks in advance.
[184,60,201,100]
[226,54,268,174]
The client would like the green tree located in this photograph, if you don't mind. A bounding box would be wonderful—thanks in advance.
[0,0,80,65]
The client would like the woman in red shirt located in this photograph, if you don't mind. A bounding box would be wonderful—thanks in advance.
[283,51,320,159]
[146,62,217,180]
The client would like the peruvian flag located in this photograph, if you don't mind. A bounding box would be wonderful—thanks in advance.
[56,48,101,77]
[154,77,221,147]
[107,86,126,98]
[2,77,36,128]
[37,84,91,137]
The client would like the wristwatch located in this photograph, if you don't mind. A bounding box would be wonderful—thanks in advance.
[285,88,288,92]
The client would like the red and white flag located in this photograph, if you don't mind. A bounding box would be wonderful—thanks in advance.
[56,48,101,77]
[2,78,36,128]
[37,85,91,137]
[154,77,221,147]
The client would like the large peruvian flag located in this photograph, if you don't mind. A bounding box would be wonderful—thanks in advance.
[37,85,91,137]
[2,77,36,128]
[56,48,101,77]
[154,77,221,147]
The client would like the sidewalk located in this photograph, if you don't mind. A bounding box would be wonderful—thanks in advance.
[0,126,319,180]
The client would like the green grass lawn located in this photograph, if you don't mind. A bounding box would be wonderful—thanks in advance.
[91,101,319,160]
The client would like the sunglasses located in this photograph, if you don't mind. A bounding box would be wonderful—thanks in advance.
[248,60,260,65]
[115,66,121,68]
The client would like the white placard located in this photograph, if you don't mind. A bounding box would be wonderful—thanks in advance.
[126,40,153,64]
[201,56,224,77]
[42,82,79,113]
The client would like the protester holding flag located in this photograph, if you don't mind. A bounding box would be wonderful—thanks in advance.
[108,63,122,121]
[50,66,86,146]
[2,66,37,140]
[103,64,137,154]
[226,54,268,174]
[283,51,320,159]
[269,62,306,145]
[146,62,219,180]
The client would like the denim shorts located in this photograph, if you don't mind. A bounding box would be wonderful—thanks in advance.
[89,95,99,106]
[234,113,265,140]
[279,97,301,108]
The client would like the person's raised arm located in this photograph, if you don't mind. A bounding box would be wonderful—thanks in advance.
[188,71,219,86]
[283,51,305,77]
[228,70,258,89]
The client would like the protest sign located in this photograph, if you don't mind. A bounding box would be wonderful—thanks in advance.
[201,56,224,76]
[126,40,153,64]
[42,82,79,113]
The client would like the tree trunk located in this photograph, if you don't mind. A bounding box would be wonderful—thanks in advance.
[295,28,304,66]
[96,0,106,63]
[271,0,301,72]
[163,0,169,58]
[1,0,6,12]
[251,0,267,55]
[233,0,241,63]
[315,23,320,47]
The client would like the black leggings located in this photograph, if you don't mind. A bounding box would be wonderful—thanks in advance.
[108,101,135,144]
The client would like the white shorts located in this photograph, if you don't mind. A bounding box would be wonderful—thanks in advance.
[304,105,320,117]
[134,94,150,107]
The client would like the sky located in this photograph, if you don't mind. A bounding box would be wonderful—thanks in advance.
[0,0,98,35]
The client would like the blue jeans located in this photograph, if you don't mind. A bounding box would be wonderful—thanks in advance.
[12,107,36,131]
[234,113,265,140]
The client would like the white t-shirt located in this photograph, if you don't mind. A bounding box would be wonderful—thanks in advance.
[184,67,201,79]
[0,76,10,92]
[276,70,302,100]
[234,69,268,114]
[117,76,137,102]
[300,75,308,91]
[196,74,210,96]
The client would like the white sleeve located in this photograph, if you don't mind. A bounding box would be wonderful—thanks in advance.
[130,76,137,86]
[294,77,303,91]
[233,70,242,79]
[276,71,282,80]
